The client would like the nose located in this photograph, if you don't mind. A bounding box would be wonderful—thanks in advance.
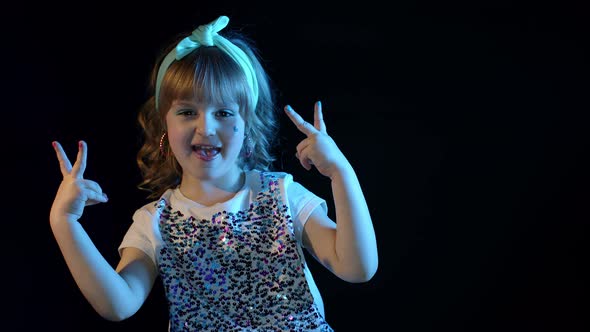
[196,114,215,136]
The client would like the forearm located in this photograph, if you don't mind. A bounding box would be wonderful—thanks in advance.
[50,217,140,321]
[330,163,378,281]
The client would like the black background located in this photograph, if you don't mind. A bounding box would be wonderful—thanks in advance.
[4,1,589,331]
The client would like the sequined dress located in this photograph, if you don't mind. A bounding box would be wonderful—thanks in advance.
[119,170,334,331]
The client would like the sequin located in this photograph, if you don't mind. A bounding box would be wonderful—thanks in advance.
[156,172,333,331]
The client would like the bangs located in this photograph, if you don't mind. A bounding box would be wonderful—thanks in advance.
[159,47,251,113]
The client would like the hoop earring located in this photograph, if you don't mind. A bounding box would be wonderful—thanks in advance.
[159,132,167,156]
[244,135,253,158]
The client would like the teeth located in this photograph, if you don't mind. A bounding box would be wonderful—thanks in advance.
[195,145,216,150]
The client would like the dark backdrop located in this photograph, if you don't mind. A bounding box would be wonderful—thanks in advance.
[4,1,589,331]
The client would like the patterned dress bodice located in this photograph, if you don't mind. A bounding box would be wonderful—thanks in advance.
[156,173,333,331]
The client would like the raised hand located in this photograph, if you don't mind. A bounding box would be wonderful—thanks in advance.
[284,101,349,179]
[50,140,108,223]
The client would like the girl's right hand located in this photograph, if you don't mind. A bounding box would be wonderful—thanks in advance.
[50,140,108,223]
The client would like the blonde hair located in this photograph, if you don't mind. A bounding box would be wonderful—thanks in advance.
[137,32,278,199]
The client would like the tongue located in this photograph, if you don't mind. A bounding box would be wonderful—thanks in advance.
[197,148,218,158]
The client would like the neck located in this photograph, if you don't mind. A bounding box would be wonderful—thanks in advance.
[179,168,245,206]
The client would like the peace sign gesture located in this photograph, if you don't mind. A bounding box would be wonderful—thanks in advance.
[284,101,349,179]
[50,141,108,223]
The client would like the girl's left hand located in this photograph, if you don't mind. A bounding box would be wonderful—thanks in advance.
[284,101,349,179]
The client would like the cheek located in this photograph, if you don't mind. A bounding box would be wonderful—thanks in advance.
[224,119,245,138]
[221,125,245,152]
[222,129,244,147]
[166,126,189,149]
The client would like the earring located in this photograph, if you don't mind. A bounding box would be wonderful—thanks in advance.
[244,135,253,158]
[159,132,167,156]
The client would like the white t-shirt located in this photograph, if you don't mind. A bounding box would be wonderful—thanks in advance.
[118,170,333,331]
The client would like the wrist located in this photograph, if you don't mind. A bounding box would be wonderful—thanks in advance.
[49,213,80,228]
[327,161,354,181]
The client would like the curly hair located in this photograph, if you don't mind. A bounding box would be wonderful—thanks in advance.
[136,30,278,199]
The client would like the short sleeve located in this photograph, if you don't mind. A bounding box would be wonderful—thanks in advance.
[117,207,158,265]
[284,174,328,247]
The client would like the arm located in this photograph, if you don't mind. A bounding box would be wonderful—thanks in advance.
[284,103,378,283]
[49,140,157,321]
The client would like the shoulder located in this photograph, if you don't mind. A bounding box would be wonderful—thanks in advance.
[245,169,319,200]
[245,169,295,191]
[132,189,175,219]
[246,169,292,181]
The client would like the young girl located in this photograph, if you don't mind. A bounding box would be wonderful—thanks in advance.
[50,15,378,331]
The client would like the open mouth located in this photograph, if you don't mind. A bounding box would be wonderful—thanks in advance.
[192,144,221,159]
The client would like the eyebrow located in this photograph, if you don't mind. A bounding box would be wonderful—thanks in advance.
[172,100,240,109]
[172,101,197,107]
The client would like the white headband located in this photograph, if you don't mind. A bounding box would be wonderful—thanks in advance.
[155,16,259,111]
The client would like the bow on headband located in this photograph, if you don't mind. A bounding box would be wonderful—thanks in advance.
[155,16,259,111]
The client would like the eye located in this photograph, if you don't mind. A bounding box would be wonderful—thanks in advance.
[216,109,234,118]
[177,109,196,117]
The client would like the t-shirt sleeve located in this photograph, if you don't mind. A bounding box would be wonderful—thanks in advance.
[284,174,328,247]
[117,207,157,266]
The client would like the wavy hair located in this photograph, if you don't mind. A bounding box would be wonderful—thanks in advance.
[136,30,278,199]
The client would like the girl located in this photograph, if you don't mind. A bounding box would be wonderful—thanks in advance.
[50,15,378,331]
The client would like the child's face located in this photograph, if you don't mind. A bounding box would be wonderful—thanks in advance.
[165,99,245,182]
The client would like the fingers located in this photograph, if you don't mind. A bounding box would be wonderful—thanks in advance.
[79,179,109,205]
[314,101,327,133]
[52,141,73,176]
[295,141,313,171]
[85,189,109,205]
[52,140,88,178]
[71,140,88,179]
[284,105,317,136]
[84,178,105,195]
[76,179,110,206]
[284,101,329,171]
[295,151,312,171]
